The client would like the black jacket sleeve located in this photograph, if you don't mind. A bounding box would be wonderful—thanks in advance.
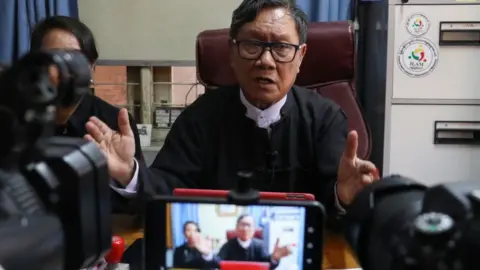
[314,107,348,227]
[130,113,145,162]
[172,247,183,268]
[139,107,206,198]
[207,240,229,268]
[255,241,278,269]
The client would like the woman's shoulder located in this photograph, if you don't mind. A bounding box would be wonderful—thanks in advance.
[174,242,188,251]
[87,94,121,113]
[84,94,124,128]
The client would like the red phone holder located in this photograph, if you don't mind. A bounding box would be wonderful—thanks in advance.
[220,261,270,270]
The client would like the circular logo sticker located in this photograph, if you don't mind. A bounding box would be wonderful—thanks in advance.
[405,13,430,36]
[397,38,439,78]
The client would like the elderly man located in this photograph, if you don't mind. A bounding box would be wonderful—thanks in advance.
[84,0,379,216]
[207,214,291,269]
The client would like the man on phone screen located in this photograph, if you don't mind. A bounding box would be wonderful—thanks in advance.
[192,214,292,270]
[84,0,380,220]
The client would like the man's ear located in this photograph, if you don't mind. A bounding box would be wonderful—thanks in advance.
[297,44,307,73]
[228,39,236,69]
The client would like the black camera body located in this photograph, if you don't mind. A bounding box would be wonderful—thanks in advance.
[0,50,111,270]
[345,175,480,270]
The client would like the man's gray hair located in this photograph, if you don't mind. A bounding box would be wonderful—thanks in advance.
[237,213,254,225]
[229,0,309,44]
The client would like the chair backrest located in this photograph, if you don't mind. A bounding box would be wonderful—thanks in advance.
[196,21,371,159]
[226,229,263,240]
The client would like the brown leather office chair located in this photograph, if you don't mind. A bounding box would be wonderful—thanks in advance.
[196,21,371,159]
[226,229,263,240]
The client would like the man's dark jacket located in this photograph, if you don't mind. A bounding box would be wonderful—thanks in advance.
[138,85,348,216]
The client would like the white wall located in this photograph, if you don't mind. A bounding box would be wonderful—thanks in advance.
[78,0,243,61]
[198,204,246,251]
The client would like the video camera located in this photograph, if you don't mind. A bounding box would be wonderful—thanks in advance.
[344,175,480,270]
[0,50,112,270]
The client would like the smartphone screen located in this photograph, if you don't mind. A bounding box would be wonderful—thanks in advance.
[145,197,324,270]
[165,202,309,270]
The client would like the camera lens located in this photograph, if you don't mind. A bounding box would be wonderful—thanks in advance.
[343,175,427,270]
[414,212,454,235]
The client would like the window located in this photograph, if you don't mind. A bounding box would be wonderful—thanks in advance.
[92,64,204,146]
[93,66,129,106]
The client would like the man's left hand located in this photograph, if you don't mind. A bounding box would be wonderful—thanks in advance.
[271,238,293,261]
[84,108,136,186]
[337,130,380,205]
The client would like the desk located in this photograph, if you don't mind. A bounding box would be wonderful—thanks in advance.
[112,215,144,246]
[113,216,360,270]
[322,233,360,269]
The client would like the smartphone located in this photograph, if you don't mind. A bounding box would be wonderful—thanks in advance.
[144,196,325,270]
[173,189,316,201]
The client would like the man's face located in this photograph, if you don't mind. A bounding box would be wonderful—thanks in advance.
[184,223,199,243]
[236,216,255,241]
[230,7,307,108]
[41,29,89,124]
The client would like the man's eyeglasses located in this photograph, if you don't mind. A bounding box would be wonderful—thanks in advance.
[237,222,253,228]
[233,39,303,63]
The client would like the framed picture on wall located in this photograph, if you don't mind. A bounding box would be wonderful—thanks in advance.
[216,204,239,217]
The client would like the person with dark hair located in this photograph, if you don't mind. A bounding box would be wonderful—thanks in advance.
[85,0,379,219]
[172,221,211,268]
[30,15,145,214]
